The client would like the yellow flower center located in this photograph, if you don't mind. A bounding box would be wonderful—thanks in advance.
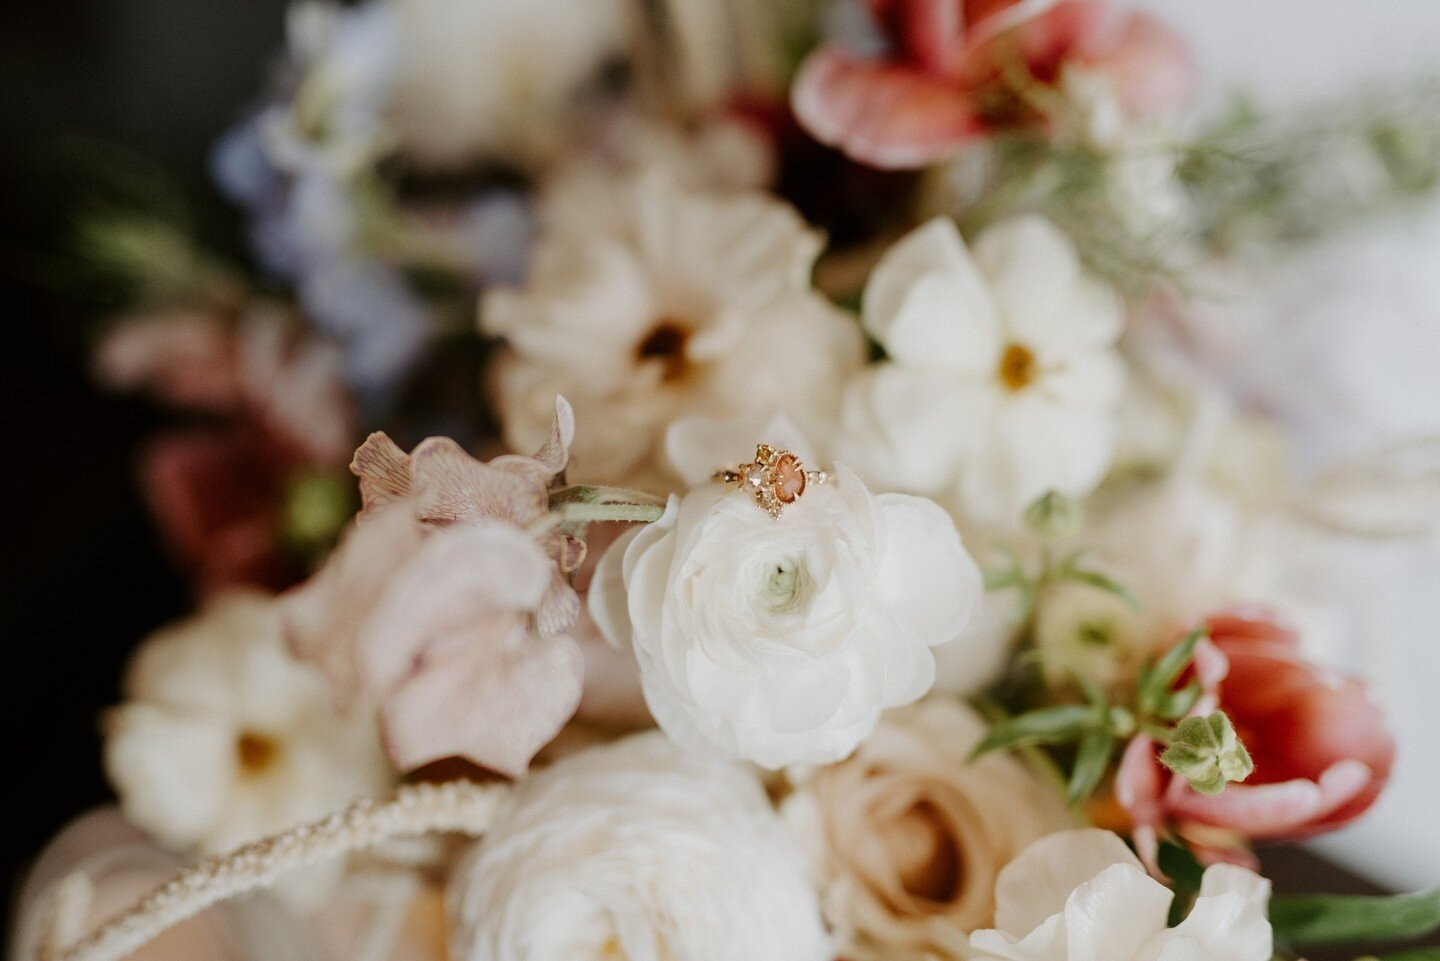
[634,320,692,383]
[997,342,1037,392]
[236,731,280,775]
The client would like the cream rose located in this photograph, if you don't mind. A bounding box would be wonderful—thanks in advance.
[447,732,831,961]
[589,423,983,768]
[782,699,1070,961]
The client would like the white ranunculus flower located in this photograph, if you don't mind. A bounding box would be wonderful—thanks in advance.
[969,829,1272,961]
[588,419,983,768]
[103,592,393,857]
[839,216,1125,526]
[386,0,629,169]
[783,699,1070,961]
[482,174,865,489]
[448,732,832,961]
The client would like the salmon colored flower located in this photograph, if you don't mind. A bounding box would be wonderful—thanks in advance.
[791,0,1194,169]
[1116,612,1396,872]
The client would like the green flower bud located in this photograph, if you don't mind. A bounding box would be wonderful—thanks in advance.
[283,469,356,552]
[1024,490,1082,542]
[1160,711,1254,796]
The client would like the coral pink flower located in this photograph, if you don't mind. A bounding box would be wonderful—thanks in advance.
[1117,612,1396,873]
[791,0,1194,169]
[282,398,587,777]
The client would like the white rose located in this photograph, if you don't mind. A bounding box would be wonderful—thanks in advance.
[969,829,1272,961]
[589,420,983,768]
[783,699,1070,961]
[447,732,831,961]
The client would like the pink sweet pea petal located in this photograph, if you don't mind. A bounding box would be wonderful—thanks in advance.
[382,629,583,778]
[356,521,584,776]
[792,51,985,169]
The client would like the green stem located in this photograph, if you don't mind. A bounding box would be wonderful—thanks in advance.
[556,501,666,525]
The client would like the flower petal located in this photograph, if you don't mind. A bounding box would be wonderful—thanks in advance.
[355,521,554,697]
[1171,760,1376,841]
[792,51,984,170]
[862,217,1000,371]
[972,216,1082,346]
[382,630,584,777]
[873,493,981,647]
[993,829,1143,938]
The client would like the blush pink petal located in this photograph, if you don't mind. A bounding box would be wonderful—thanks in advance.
[382,628,584,778]
[1171,760,1377,841]
[1086,10,1196,117]
[792,51,985,169]
[1115,734,1164,875]
[869,0,967,73]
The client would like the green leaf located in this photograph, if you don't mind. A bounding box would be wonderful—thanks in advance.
[1055,555,1140,611]
[1356,949,1440,961]
[1271,888,1440,947]
[1138,626,1207,717]
[971,704,1096,760]
[1067,726,1115,805]
[1150,680,1204,721]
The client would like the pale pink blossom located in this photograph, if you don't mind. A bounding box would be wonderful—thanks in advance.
[282,399,588,777]
[1116,612,1396,872]
[792,0,1194,169]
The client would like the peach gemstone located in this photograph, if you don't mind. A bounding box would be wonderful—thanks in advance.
[774,453,807,504]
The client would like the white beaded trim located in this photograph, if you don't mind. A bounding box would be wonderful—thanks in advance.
[35,780,510,961]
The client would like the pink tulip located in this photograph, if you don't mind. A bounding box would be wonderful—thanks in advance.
[791,0,1195,169]
[1117,612,1396,873]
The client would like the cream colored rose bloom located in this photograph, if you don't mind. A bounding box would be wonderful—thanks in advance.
[448,732,831,961]
[783,699,1070,961]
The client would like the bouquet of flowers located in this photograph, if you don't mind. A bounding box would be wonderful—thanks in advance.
[11,1,1440,959]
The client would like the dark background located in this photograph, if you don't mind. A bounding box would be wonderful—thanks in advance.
[0,0,1425,953]
[0,0,287,902]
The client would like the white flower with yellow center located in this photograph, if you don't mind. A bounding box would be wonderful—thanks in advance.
[103,592,392,856]
[482,174,866,488]
[839,216,1125,526]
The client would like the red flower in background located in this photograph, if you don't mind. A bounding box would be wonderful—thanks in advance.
[100,307,357,596]
[140,425,310,596]
[1117,612,1396,871]
[791,0,1194,169]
